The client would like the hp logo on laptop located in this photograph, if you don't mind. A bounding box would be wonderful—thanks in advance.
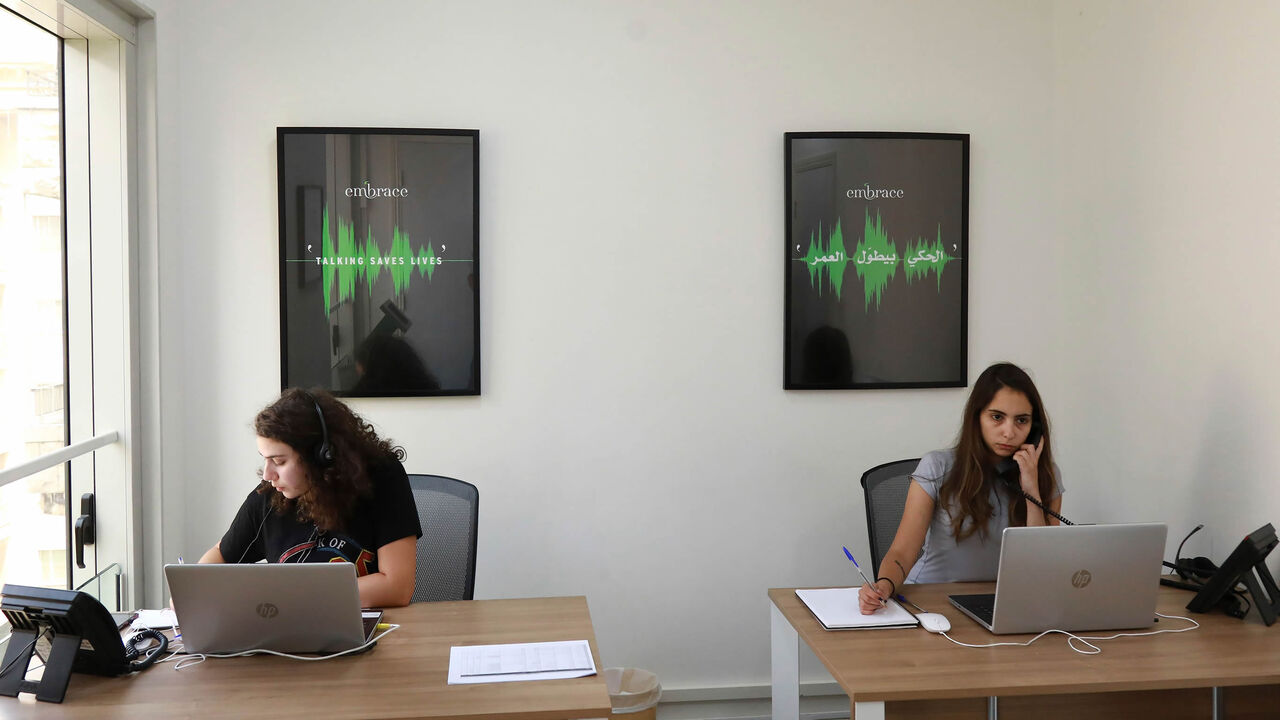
[257,602,279,619]
[1071,570,1092,588]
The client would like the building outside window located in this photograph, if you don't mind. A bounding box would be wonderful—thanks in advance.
[0,5,69,591]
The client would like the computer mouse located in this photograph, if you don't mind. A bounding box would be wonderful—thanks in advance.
[917,613,951,633]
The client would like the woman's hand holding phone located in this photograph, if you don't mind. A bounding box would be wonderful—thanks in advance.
[1013,434,1044,496]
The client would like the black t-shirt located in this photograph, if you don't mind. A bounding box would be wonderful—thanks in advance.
[219,458,422,576]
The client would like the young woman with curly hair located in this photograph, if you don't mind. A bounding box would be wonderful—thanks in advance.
[858,362,1064,614]
[198,388,422,607]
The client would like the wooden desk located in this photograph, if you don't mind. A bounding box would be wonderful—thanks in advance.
[4,596,613,720]
[770,583,1280,720]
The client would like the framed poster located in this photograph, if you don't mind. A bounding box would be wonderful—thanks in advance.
[784,132,968,389]
[278,127,479,396]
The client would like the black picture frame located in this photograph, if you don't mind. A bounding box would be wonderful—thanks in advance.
[277,127,480,397]
[784,132,969,389]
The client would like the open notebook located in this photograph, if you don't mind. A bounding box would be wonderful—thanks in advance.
[796,587,919,630]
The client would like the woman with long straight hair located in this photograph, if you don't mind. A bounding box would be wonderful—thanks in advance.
[858,362,1064,613]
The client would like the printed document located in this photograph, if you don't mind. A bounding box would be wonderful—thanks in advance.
[448,640,597,684]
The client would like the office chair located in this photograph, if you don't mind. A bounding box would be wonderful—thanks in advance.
[859,458,919,577]
[407,474,479,602]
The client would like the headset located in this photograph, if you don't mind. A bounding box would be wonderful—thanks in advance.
[1160,524,1247,619]
[301,390,335,468]
[1164,524,1218,582]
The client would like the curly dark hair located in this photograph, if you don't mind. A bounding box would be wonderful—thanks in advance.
[253,387,405,532]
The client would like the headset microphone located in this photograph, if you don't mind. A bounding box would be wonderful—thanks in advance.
[1172,524,1216,581]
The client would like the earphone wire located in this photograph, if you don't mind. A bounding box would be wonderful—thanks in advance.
[294,525,321,564]
[235,506,271,564]
[233,492,320,566]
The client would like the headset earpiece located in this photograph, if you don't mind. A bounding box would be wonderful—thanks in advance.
[1176,556,1218,582]
[302,391,335,468]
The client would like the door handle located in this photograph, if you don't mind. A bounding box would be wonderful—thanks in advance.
[74,492,95,569]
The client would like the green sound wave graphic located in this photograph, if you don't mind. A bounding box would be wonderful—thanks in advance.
[903,227,953,290]
[802,219,850,300]
[795,210,952,311]
[318,205,456,317]
[853,210,899,311]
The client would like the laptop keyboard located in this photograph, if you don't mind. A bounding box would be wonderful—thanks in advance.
[950,593,996,625]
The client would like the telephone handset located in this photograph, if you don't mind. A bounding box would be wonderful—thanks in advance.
[993,422,1042,482]
[989,423,1074,525]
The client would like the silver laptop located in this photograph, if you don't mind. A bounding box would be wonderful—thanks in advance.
[949,523,1167,634]
[165,563,379,654]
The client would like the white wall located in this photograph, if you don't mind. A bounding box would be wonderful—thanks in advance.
[1051,1,1280,569]
[145,0,1242,695]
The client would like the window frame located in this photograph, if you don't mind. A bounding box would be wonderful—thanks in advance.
[0,0,158,608]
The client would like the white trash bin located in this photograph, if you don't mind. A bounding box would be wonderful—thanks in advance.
[603,667,661,720]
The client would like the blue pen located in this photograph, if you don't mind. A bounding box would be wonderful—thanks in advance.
[842,546,886,607]
[896,594,926,614]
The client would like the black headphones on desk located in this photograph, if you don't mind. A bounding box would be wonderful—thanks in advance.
[1160,524,1247,619]
[1164,524,1217,582]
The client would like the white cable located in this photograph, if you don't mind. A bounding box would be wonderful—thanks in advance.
[156,651,183,664]
[938,612,1199,655]
[172,653,205,670]
[171,623,400,670]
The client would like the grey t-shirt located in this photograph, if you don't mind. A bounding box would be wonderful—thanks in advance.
[904,449,1065,584]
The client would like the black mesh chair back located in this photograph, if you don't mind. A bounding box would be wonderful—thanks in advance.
[860,459,919,577]
[407,474,478,602]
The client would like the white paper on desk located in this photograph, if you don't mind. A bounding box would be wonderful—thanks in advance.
[448,640,596,684]
[133,608,178,629]
[795,587,919,630]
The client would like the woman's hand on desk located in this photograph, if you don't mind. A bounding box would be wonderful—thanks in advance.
[858,580,891,614]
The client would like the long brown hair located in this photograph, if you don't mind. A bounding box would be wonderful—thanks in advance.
[254,388,405,532]
[936,363,1055,542]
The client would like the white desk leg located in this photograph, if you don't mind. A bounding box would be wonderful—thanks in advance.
[770,603,800,720]
[853,700,886,720]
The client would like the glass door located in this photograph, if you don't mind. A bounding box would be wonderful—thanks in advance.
[0,1,138,615]
[0,5,72,593]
